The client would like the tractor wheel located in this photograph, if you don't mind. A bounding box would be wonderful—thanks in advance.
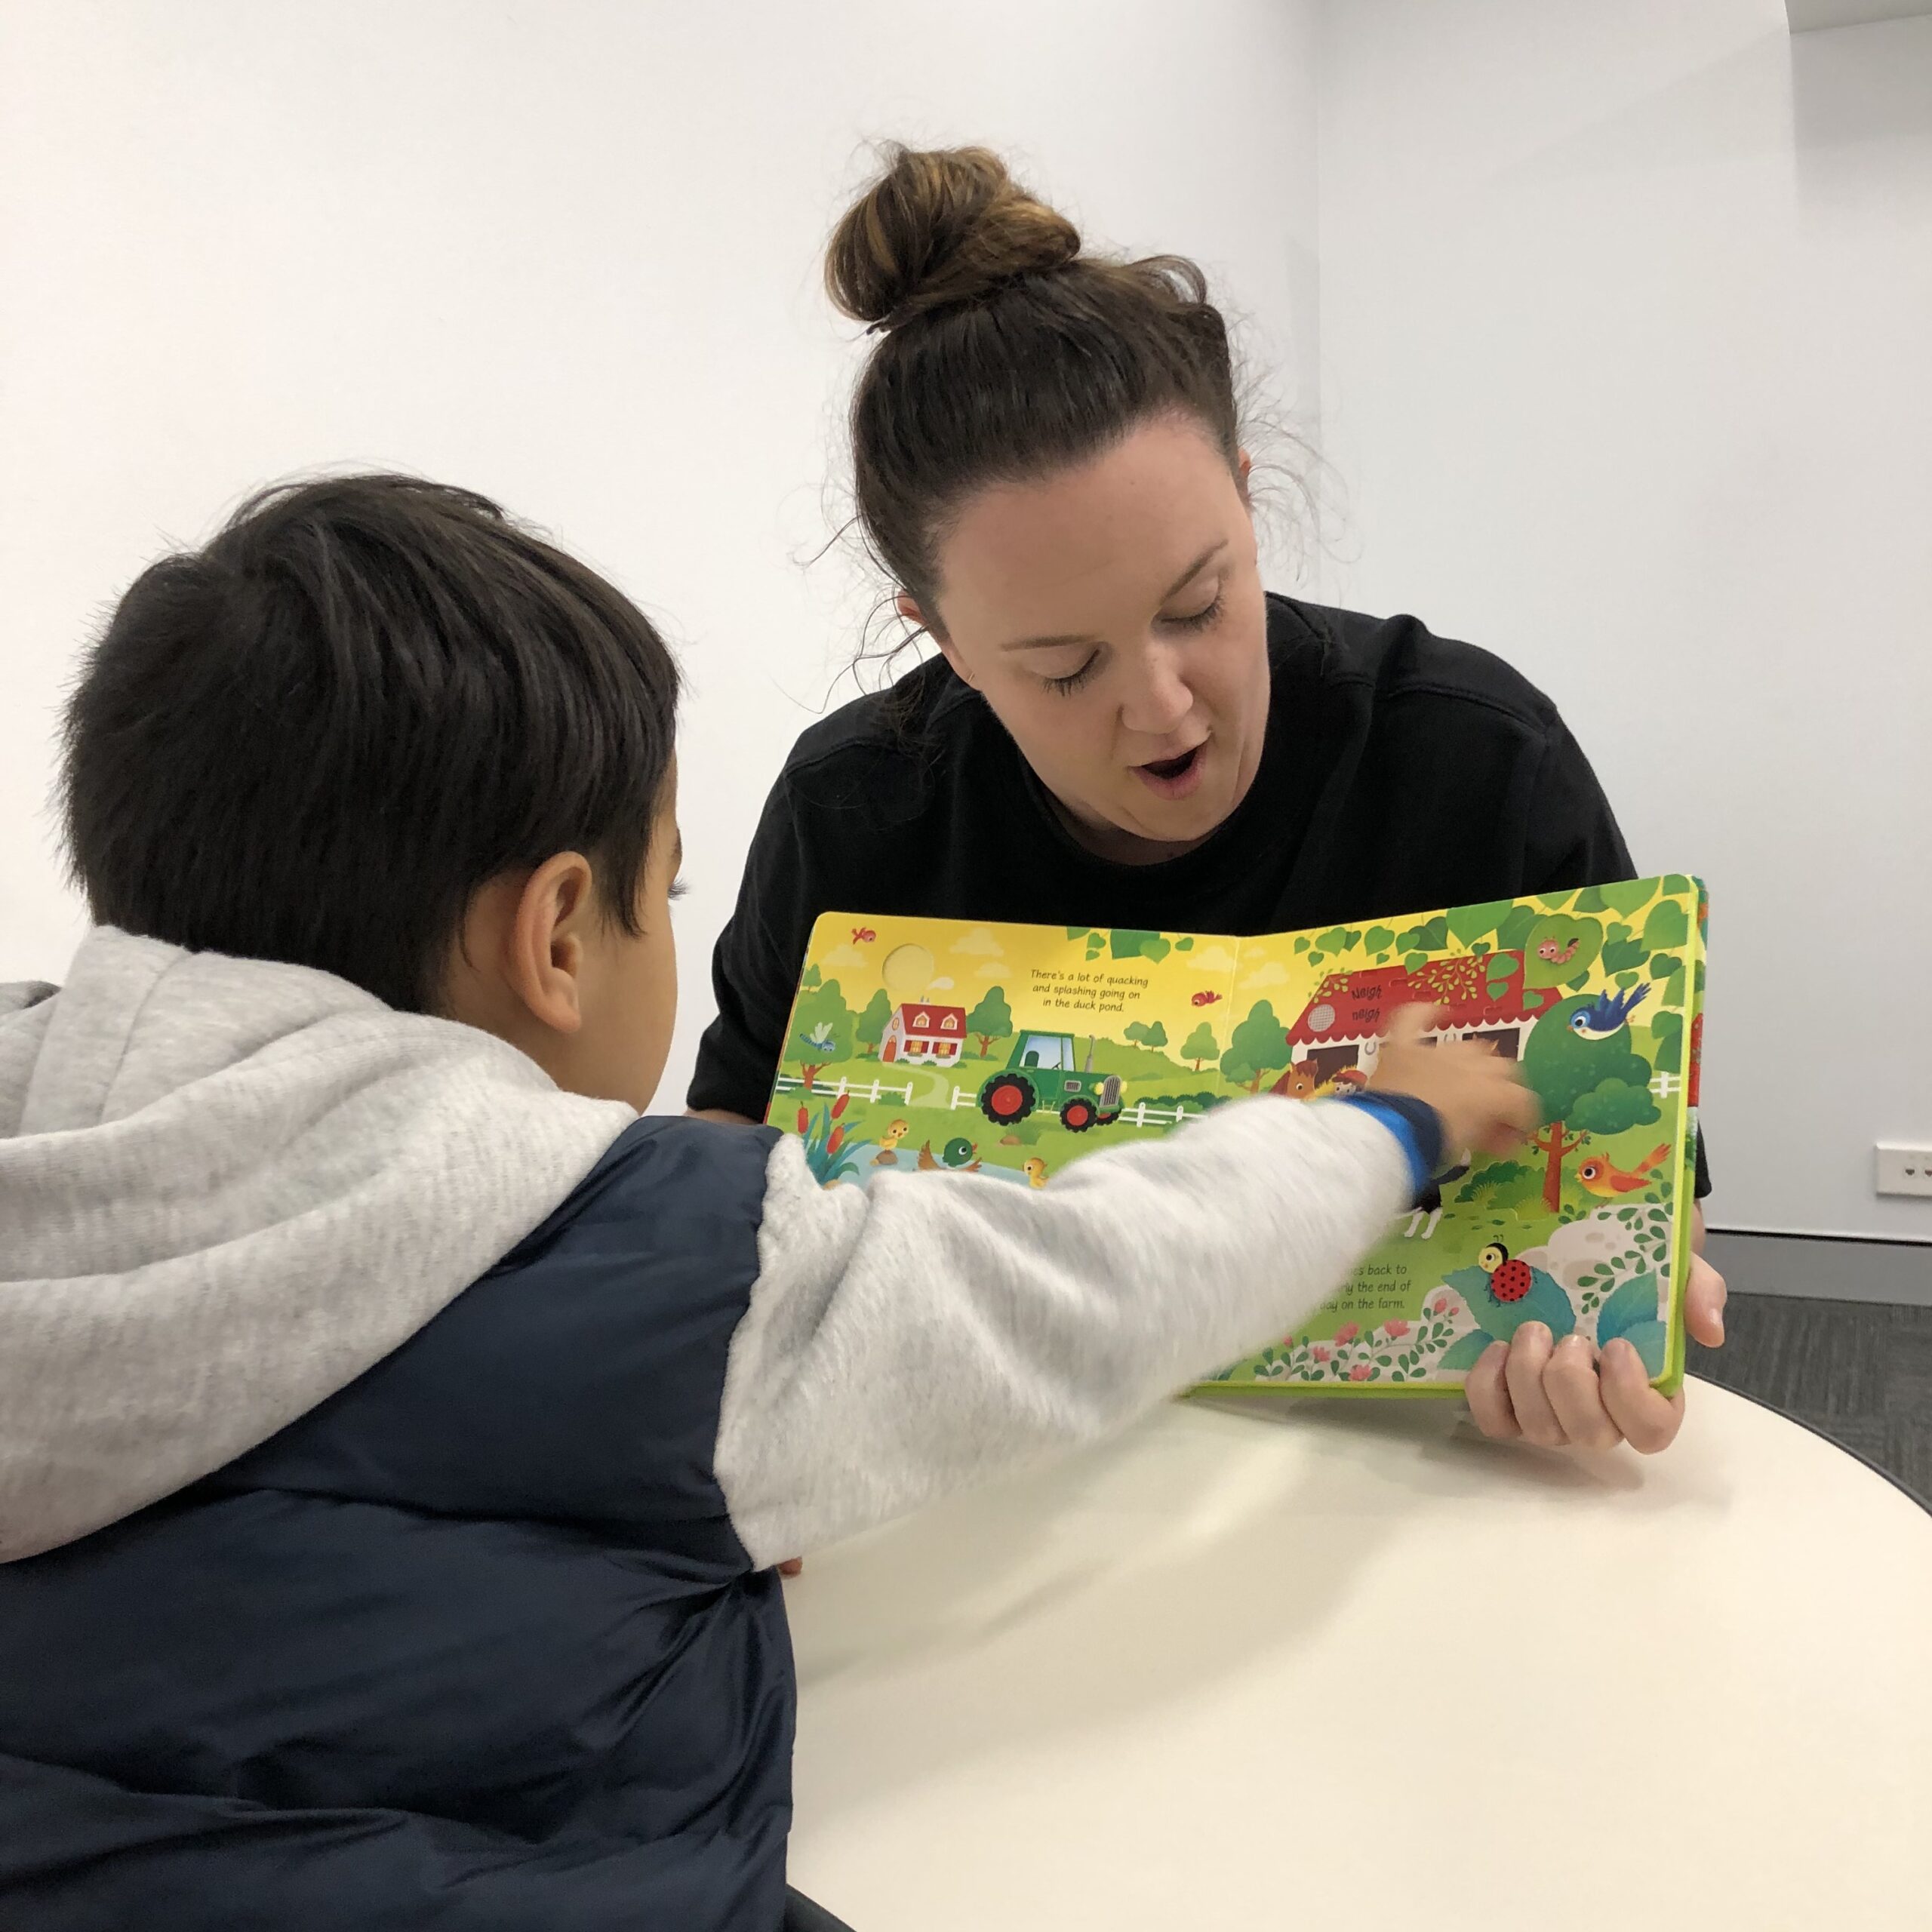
[1094,1108,1122,1128]
[1060,1097,1097,1133]
[980,1073,1035,1126]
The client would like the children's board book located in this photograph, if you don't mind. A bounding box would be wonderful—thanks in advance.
[764,878,1707,1398]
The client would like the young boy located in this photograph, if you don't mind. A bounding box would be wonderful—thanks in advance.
[0,475,1531,1930]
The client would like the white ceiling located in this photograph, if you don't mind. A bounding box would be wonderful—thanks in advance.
[1787,0,1932,29]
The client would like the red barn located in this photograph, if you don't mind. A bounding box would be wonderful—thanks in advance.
[1285,950,1560,1087]
[880,1002,967,1065]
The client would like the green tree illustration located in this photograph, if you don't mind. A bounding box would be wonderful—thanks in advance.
[1221,1001,1291,1094]
[1183,1020,1219,1071]
[854,989,891,1058]
[1521,996,1660,1211]
[788,981,855,1092]
[965,986,1014,1058]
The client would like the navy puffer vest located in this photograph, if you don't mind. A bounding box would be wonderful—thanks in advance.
[0,1118,797,1930]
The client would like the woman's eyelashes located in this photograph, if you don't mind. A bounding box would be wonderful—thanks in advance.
[1164,588,1224,634]
[1044,653,1102,696]
[1040,589,1225,695]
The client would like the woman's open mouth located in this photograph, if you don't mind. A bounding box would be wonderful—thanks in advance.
[1134,743,1208,800]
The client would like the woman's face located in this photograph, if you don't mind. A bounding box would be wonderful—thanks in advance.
[912,413,1270,862]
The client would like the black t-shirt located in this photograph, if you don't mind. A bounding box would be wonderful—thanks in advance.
[691,593,1709,1195]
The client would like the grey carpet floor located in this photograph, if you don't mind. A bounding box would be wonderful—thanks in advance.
[1689,1293,1931,1511]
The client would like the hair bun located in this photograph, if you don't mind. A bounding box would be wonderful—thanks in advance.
[826,145,1081,331]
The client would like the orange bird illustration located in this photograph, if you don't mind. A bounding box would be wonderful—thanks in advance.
[1574,1143,1670,1198]
[1191,989,1222,1007]
[851,926,876,944]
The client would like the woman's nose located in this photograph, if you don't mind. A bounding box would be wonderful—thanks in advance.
[1117,646,1194,738]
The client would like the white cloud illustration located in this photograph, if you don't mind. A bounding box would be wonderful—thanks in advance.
[817,944,876,976]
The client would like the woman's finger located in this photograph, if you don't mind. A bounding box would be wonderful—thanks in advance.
[1684,1252,1727,1348]
[1464,1340,1521,1438]
[1544,1334,1623,1451]
[1503,1323,1567,1447]
[1597,1340,1686,1453]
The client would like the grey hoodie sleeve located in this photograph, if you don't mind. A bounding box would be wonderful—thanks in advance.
[1,933,635,1563]
[714,1096,1412,1567]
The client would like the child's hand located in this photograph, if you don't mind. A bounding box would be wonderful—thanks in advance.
[1371,1004,1538,1156]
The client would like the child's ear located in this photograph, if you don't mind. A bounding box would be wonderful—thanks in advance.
[506,852,596,1035]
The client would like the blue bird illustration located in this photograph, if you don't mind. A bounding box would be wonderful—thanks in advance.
[1567,985,1649,1040]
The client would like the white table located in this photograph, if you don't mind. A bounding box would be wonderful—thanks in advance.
[787,1383,1932,1930]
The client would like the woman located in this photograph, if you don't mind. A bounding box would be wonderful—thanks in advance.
[693,145,1724,1453]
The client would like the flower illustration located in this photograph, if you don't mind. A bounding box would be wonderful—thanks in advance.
[1349,1362,1372,1382]
[1312,1345,1332,1363]
[1385,1319,1411,1340]
[1334,1323,1361,1346]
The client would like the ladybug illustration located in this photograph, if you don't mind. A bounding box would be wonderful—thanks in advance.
[1478,1241,1534,1303]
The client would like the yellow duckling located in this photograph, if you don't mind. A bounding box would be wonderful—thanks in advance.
[1023,1157,1049,1189]
[872,1119,912,1165]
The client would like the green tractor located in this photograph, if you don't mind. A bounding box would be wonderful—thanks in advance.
[979,1032,1124,1134]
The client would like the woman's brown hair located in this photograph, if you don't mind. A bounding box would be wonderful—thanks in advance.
[826,144,1242,632]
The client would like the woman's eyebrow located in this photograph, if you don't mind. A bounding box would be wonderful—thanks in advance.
[1155,540,1229,604]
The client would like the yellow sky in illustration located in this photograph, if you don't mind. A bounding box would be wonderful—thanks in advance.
[801,876,1703,1075]
[808,913,1251,1057]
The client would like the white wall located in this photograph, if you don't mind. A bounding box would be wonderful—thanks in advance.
[1315,0,1932,1242]
[11,2,1922,1248]
[0,0,1322,1103]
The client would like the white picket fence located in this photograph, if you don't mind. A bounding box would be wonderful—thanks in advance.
[771,1074,916,1103]
[787,1063,1680,1119]
[952,1087,1203,1129]
[775,1069,1205,1131]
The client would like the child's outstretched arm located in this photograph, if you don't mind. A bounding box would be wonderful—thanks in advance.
[716,1089,1424,1568]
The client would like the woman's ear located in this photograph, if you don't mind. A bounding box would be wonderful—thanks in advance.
[1237,448,1254,497]
[900,591,976,689]
[503,851,597,1035]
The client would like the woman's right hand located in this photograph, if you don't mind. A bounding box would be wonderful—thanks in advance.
[1370,1004,1538,1156]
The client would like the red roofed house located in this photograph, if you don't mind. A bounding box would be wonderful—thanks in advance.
[1284,949,1561,1088]
[880,1002,968,1066]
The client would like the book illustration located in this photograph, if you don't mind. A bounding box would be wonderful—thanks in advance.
[766,880,1705,1397]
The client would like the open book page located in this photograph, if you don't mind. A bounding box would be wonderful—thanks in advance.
[765,879,1704,1396]
[1209,879,1704,1394]
[766,918,1239,1188]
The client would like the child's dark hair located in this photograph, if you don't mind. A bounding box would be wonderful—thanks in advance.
[60,474,679,1014]
[827,144,1241,629]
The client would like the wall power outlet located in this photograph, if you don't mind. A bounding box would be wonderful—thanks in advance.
[1875,1144,1932,1199]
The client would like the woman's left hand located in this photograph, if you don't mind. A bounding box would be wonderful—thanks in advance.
[1464,1209,1727,1453]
